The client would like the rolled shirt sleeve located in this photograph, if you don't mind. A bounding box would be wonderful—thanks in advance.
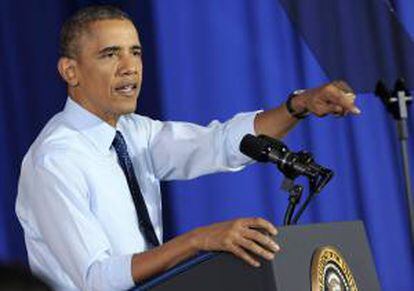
[87,254,134,291]
[148,111,260,181]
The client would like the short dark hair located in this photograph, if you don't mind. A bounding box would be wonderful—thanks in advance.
[59,5,132,58]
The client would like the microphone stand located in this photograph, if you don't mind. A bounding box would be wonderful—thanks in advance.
[375,79,414,246]
[291,178,318,224]
[281,179,303,225]
[238,134,333,225]
[280,151,333,225]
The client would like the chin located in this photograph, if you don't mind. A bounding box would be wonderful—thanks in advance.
[119,102,138,115]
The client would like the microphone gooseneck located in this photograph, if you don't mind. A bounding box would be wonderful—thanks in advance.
[239,134,334,225]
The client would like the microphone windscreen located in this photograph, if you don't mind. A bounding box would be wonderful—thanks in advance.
[239,134,269,162]
[257,134,289,154]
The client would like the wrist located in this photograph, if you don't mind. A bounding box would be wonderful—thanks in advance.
[285,89,309,119]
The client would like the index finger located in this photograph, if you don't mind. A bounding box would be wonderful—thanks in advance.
[243,217,278,236]
[327,85,360,114]
[332,81,357,103]
[332,80,354,95]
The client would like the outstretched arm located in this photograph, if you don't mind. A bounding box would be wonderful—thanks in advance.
[254,80,360,139]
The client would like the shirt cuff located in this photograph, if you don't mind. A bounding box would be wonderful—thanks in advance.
[89,253,135,291]
[227,110,263,167]
[110,254,135,290]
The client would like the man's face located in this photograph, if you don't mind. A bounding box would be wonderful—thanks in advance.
[70,19,142,126]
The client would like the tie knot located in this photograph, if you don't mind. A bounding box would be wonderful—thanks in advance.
[112,130,128,155]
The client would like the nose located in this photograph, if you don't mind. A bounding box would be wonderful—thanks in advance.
[118,54,140,76]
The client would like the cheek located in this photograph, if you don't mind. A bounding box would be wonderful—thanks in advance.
[78,55,115,82]
[86,68,115,93]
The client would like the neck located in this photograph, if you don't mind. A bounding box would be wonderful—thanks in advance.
[68,93,119,127]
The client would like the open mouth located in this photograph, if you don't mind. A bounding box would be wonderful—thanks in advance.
[114,83,138,96]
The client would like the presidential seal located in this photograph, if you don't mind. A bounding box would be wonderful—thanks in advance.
[311,246,358,291]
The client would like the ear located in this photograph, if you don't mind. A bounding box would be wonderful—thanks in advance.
[57,57,79,87]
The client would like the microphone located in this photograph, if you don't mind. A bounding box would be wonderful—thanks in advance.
[239,134,333,191]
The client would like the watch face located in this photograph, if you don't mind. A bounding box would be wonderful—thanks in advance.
[293,89,306,95]
[286,89,309,119]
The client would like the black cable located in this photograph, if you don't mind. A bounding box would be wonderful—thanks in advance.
[283,184,303,225]
[283,203,295,226]
[292,182,317,224]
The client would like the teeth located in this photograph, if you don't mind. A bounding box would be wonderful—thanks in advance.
[117,84,134,92]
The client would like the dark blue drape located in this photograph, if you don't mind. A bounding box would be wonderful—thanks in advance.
[1,0,413,289]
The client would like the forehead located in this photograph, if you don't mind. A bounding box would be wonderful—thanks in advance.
[81,19,140,51]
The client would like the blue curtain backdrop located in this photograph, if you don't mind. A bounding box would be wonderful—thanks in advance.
[1,0,413,289]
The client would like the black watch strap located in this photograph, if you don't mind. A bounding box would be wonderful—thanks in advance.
[286,89,309,119]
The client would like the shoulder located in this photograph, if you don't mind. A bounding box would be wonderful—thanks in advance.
[119,113,165,143]
[22,113,87,173]
[120,113,163,130]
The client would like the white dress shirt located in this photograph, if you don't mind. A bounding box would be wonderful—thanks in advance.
[15,97,256,290]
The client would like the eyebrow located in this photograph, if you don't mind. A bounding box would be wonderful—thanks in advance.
[98,46,120,55]
[98,45,142,55]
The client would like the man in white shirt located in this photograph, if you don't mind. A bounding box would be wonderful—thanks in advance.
[16,5,360,291]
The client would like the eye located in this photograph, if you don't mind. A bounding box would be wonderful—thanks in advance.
[104,52,115,58]
[132,50,142,57]
[100,50,120,59]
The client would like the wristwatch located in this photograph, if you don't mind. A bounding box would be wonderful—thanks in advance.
[285,89,309,119]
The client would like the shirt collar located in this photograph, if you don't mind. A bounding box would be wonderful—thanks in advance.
[62,97,118,154]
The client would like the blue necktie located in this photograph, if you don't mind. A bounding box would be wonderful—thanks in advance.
[112,131,160,247]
